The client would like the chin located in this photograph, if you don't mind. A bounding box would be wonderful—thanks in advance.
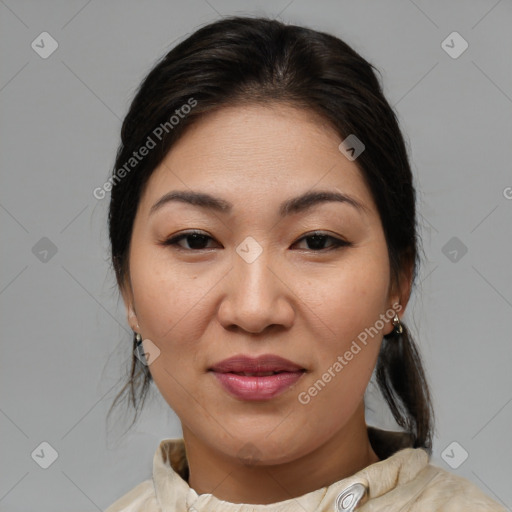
[221,433,308,467]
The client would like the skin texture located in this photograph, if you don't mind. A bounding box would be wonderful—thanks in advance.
[121,104,412,504]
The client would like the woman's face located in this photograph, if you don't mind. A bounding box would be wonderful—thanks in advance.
[122,104,405,464]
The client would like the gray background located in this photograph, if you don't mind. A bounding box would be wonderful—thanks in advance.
[1,1,511,510]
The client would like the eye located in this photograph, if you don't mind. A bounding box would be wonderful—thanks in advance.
[160,230,351,252]
[161,230,220,250]
[292,232,352,251]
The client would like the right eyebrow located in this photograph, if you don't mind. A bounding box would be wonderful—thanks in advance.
[149,191,231,216]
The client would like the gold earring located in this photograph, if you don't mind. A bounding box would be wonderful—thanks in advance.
[392,313,403,334]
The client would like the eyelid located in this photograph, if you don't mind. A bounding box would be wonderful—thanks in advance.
[296,230,349,242]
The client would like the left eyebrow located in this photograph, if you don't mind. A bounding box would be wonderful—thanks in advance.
[279,190,369,217]
[149,189,369,217]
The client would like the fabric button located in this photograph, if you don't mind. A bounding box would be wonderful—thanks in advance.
[334,482,368,511]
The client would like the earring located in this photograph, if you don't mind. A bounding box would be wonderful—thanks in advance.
[135,332,142,346]
[392,313,403,335]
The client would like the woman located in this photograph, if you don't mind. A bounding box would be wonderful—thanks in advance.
[105,16,505,511]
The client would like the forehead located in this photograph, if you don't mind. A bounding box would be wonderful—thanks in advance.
[139,104,376,217]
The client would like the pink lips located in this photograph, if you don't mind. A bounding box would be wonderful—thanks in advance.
[209,354,306,401]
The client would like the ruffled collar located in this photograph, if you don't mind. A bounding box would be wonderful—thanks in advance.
[152,426,430,512]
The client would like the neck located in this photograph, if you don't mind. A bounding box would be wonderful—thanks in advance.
[183,403,380,505]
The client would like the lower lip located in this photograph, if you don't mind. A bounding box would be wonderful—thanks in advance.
[211,371,305,400]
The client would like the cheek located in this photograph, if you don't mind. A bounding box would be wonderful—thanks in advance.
[297,248,389,393]
[128,246,216,405]
[129,244,212,339]
[300,249,390,340]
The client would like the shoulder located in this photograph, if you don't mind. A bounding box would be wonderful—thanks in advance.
[409,462,507,511]
[104,479,159,512]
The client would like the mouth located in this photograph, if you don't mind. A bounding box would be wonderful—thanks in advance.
[208,354,306,374]
[208,354,306,400]
[225,371,296,376]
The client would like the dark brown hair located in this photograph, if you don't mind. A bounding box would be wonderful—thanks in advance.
[107,16,434,453]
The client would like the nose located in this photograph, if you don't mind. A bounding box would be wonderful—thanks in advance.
[217,245,295,334]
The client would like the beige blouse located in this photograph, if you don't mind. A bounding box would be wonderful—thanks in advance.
[105,426,506,511]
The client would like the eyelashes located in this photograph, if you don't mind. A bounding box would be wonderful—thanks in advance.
[160,230,352,252]
[162,231,218,251]
[298,233,352,251]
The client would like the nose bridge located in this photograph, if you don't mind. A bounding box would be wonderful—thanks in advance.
[233,237,276,304]
[219,235,291,333]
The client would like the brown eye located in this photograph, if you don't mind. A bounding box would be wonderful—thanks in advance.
[293,232,352,251]
[162,231,220,250]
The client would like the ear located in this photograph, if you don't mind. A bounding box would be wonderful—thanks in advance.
[120,279,139,333]
[383,258,414,336]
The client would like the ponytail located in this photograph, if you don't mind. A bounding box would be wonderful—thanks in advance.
[376,322,434,453]
[107,332,153,433]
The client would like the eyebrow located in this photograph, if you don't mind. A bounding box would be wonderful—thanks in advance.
[149,189,369,217]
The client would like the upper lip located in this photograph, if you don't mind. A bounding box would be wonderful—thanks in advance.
[209,354,305,373]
